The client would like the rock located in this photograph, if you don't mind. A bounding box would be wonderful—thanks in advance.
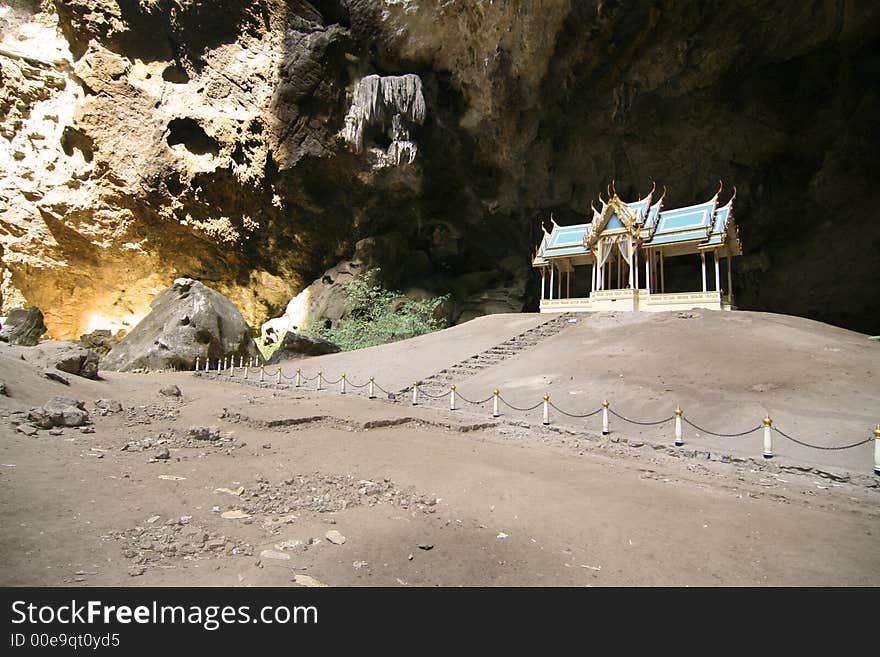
[159,385,181,397]
[325,530,346,545]
[221,510,251,520]
[28,397,89,428]
[43,371,70,385]
[48,429,64,436]
[78,329,118,356]
[352,560,369,570]
[265,331,341,365]
[16,424,38,436]
[95,399,123,413]
[51,345,100,379]
[0,308,46,346]
[259,549,291,561]
[128,566,145,577]
[155,448,170,460]
[292,574,328,588]
[189,426,220,440]
[0,381,7,396]
[102,279,256,372]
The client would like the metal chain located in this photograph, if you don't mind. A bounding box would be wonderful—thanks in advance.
[548,402,603,419]
[608,408,674,426]
[682,416,762,437]
[418,388,450,399]
[457,393,495,405]
[772,426,873,451]
[498,396,543,412]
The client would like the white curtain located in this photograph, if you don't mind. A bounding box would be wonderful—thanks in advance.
[596,238,614,290]
[616,236,632,266]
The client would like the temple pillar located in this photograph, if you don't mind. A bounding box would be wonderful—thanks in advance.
[557,266,562,298]
[645,250,651,295]
[549,265,555,300]
[566,270,570,298]
[701,252,707,292]
[714,250,721,292]
[660,250,665,293]
[727,255,733,305]
[540,269,545,300]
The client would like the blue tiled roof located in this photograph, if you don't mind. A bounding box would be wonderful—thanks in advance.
[654,199,717,235]
[546,223,591,249]
[647,229,711,246]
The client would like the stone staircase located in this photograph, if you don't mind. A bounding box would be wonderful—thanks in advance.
[400,313,576,395]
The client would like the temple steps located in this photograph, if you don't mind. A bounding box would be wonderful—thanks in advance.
[398,313,575,396]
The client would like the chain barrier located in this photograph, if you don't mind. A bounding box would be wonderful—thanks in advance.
[608,408,674,426]
[772,426,873,451]
[456,392,495,405]
[498,395,543,412]
[682,416,762,437]
[196,363,878,465]
[548,401,603,418]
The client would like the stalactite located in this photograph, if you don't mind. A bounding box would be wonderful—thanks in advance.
[340,73,426,165]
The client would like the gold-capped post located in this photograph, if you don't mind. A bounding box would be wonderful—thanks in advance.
[874,424,880,438]
[763,415,773,427]
[674,405,684,446]
[874,424,880,476]
[602,399,609,408]
[542,394,550,425]
[762,415,774,459]
[450,384,456,390]
[543,394,550,401]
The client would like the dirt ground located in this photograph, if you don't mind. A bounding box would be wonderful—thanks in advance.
[1,311,878,586]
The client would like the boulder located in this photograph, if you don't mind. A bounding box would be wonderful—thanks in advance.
[53,346,100,379]
[159,384,181,397]
[0,308,46,346]
[17,341,100,380]
[28,397,89,428]
[102,278,256,371]
[79,330,118,356]
[95,399,123,413]
[266,331,341,364]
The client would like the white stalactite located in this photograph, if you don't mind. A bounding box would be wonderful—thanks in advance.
[340,73,426,165]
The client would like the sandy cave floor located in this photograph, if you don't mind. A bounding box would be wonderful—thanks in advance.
[1,311,879,587]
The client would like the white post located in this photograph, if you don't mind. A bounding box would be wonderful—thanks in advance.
[701,251,707,293]
[260,366,265,382]
[450,385,456,411]
[591,262,596,293]
[602,400,609,435]
[492,389,500,418]
[317,371,323,390]
[204,358,210,372]
[542,394,550,425]
[557,267,562,299]
[276,369,281,386]
[645,250,652,296]
[412,382,419,405]
[763,416,773,459]
[229,361,234,377]
[341,374,346,394]
[369,377,375,399]
[541,269,546,301]
[195,356,200,371]
[217,359,222,374]
[633,243,639,291]
[674,406,683,446]
[239,356,244,368]
[714,251,721,293]
[874,425,880,475]
[296,369,302,387]
[222,357,227,370]
[549,266,555,300]
[243,365,249,380]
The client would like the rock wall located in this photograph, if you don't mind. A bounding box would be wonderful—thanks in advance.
[1,1,878,337]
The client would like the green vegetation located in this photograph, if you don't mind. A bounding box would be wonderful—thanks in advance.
[254,334,285,361]
[303,270,448,351]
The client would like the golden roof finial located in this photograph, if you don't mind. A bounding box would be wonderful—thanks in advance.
[715,180,723,198]
[649,180,656,196]
[728,185,737,205]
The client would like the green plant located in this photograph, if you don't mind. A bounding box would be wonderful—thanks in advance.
[303,270,448,351]
[254,332,286,360]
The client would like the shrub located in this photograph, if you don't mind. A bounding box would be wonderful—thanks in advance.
[303,270,448,351]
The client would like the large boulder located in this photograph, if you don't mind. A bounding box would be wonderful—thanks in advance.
[78,330,118,356]
[0,308,47,346]
[102,278,256,371]
[266,332,341,365]
[28,397,89,428]
[11,340,101,379]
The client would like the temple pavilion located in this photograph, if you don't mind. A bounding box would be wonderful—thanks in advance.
[533,182,742,313]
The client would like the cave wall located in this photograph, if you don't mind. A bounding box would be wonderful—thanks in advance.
[1,0,878,338]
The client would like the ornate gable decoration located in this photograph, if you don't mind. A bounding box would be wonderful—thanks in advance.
[585,182,654,249]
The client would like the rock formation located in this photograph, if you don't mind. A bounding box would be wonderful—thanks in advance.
[1,1,878,336]
[102,277,255,371]
[0,307,47,345]
[266,331,341,364]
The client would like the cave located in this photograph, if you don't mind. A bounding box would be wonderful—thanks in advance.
[165,118,220,157]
